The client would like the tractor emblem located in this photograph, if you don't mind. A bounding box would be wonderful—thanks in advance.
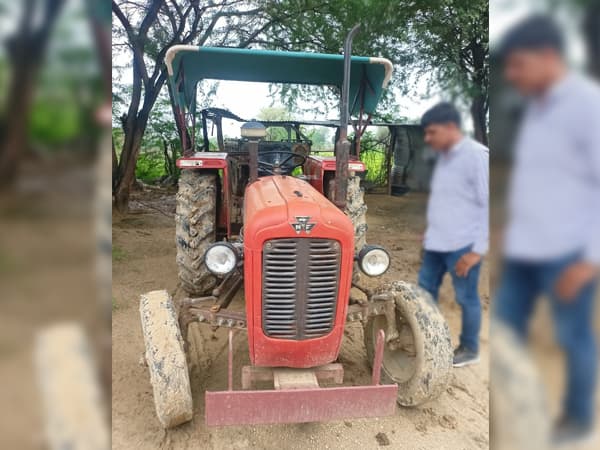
[291,216,316,234]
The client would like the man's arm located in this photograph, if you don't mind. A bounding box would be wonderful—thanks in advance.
[583,100,600,266]
[456,145,489,277]
[555,90,600,300]
[472,146,490,255]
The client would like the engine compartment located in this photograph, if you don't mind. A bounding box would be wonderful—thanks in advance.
[243,175,355,367]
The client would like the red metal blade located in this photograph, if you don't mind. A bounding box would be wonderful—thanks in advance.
[205,384,398,426]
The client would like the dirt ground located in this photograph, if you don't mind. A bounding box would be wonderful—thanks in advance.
[112,188,490,450]
[0,164,111,449]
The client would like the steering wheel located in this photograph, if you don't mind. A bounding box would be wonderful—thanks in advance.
[257,150,307,175]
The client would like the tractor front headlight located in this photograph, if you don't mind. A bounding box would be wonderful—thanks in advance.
[204,242,239,276]
[358,245,390,277]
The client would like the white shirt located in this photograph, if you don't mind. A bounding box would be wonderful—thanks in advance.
[504,74,600,263]
[424,136,489,254]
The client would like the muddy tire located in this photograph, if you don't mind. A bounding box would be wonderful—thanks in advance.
[491,320,549,450]
[364,281,453,406]
[35,324,109,450]
[327,175,367,252]
[176,170,218,296]
[140,290,193,428]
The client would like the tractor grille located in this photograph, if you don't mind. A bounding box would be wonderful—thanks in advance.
[262,238,340,340]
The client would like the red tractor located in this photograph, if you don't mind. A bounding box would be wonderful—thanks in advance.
[140,29,452,428]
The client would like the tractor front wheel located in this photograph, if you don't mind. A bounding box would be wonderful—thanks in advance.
[140,290,193,428]
[364,281,453,406]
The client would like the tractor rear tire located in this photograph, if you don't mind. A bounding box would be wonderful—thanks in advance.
[364,281,453,406]
[140,290,193,428]
[327,175,367,252]
[176,170,218,296]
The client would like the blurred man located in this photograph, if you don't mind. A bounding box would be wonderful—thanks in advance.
[496,15,600,446]
[418,102,489,367]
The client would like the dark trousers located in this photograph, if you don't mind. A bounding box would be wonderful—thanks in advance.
[418,244,482,353]
[494,254,598,426]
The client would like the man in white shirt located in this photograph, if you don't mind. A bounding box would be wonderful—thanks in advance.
[418,102,489,368]
[495,15,600,445]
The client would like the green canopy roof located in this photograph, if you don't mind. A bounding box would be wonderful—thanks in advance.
[165,46,393,116]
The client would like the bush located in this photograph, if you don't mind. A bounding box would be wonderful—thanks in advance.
[135,150,166,181]
[360,149,386,184]
[358,130,389,186]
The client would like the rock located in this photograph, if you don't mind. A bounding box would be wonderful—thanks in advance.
[375,432,390,446]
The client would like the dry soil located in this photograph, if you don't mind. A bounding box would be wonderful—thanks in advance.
[111,188,490,450]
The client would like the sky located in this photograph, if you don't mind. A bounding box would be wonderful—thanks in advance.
[209,75,439,138]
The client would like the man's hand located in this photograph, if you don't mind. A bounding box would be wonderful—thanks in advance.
[455,252,482,278]
[555,262,599,302]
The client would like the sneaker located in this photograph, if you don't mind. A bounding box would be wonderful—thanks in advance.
[452,345,480,367]
[552,416,597,448]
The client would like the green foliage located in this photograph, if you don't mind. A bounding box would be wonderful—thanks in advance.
[28,99,81,145]
[112,0,281,196]
[358,129,390,186]
[256,105,335,149]
[114,117,180,183]
[264,0,488,128]
[262,0,405,118]
[257,106,291,121]
[257,106,292,140]
[133,89,183,182]
[408,0,489,102]
[303,126,334,151]
[361,149,386,184]
[135,151,166,181]
[113,0,489,199]
[1,0,103,150]
[112,128,124,157]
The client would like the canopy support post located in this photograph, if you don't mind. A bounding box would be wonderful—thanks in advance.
[335,24,361,210]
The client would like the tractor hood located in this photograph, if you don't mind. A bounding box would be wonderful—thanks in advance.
[243,176,354,251]
[243,175,355,368]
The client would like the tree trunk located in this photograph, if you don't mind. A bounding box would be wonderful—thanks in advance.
[0,0,65,186]
[114,117,147,212]
[112,137,118,191]
[468,37,489,146]
[0,64,37,186]
[470,94,488,146]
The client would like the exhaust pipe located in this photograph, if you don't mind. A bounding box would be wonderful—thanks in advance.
[334,24,361,210]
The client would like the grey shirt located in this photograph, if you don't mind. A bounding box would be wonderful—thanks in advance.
[424,136,489,254]
[504,73,600,263]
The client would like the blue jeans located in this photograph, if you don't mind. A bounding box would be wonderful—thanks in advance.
[494,254,598,426]
[418,244,482,353]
